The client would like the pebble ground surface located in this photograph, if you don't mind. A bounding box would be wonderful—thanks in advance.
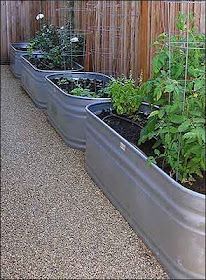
[1,65,168,279]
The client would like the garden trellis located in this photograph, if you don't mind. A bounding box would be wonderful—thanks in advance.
[55,1,140,78]
[165,0,206,181]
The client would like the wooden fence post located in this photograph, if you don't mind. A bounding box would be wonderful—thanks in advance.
[138,0,149,81]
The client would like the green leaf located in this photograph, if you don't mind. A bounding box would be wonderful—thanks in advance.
[146,156,157,166]
[164,83,175,93]
[194,79,204,91]
[154,86,162,101]
[169,115,187,124]
[154,149,161,156]
[178,120,191,132]
[149,110,159,118]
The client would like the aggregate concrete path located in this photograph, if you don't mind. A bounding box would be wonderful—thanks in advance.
[1,65,168,279]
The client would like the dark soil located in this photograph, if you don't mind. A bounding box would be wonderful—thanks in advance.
[98,110,205,195]
[51,77,108,98]
[28,56,80,71]
[15,47,28,51]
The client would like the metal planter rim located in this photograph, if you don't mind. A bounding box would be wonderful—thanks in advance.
[10,42,29,53]
[86,101,205,199]
[46,72,111,101]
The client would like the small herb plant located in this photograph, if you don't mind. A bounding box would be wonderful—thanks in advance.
[138,13,205,184]
[106,75,143,116]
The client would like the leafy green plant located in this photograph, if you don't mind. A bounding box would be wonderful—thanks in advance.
[43,46,64,69]
[58,23,85,63]
[56,77,109,98]
[138,13,206,184]
[57,78,69,86]
[28,24,59,55]
[28,21,85,69]
[106,75,143,116]
[139,13,205,106]
[70,86,96,98]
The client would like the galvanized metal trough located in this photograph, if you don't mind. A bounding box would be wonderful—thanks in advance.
[10,42,40,78]
[85,101,205,280]
[45,72,111,150]
[20,54,83,109]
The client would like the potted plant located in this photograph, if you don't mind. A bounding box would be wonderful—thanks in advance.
[45,72,111,150]
[9,13,45,78]
[85,14,205,279]
[21,18,85,108]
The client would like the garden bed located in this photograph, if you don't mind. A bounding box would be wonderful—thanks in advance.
[85,101,205,280]
[20,54,83,109]
[10,42,40,78]
[45,72,111,150]
[51,77,109,98]
[98,109,206,195]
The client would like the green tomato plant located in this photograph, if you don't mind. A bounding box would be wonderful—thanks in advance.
[138,13,205,184]
[139,13,205,105]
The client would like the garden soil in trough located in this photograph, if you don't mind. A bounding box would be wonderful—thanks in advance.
[28,57,81,71]
[51,77,108,97]
[1,65,168,279]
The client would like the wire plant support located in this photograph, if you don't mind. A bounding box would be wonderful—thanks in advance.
[55,1,140,78]
[166,0,206,181]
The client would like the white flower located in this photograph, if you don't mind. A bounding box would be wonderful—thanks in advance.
[36,13,44,20]
[70,37,79,43]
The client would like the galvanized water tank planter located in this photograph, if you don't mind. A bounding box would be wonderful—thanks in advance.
[10,42,40,78]
[85,101,205,280]
[20,54,84,109]
[45,72,111,150]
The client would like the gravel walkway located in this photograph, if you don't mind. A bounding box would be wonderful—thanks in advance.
[1,65,168,280]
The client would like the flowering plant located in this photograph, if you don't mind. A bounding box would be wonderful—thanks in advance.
[36,13,44,20]
[28,19,85,69]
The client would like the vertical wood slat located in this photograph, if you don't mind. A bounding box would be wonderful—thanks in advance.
[1,1,8,63]
[137,0,149,81]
